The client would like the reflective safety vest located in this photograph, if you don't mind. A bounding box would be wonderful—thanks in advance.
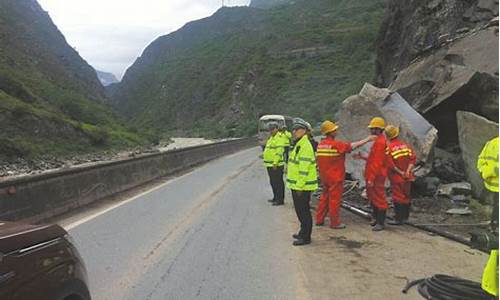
[276,131,291,148]
[286,135,318,191]
[263,133,284,167]
[477,137,499,192]
[387,139,417,183]
[482,250,499,296]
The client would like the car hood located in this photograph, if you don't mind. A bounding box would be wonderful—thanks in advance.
[0,221,67,253]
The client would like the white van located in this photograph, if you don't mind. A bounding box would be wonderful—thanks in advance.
[258,115,293,149]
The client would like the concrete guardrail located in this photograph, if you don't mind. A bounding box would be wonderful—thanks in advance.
[0,137,257,223]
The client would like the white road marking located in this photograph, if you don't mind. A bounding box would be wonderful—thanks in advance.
[64,171,193,231]
[63,148,258,231]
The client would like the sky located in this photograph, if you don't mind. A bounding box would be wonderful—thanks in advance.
[38,0,251,79]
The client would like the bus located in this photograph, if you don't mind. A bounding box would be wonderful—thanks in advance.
[258,114,294,149]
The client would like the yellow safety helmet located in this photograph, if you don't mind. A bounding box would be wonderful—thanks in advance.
[385,125,399,139]
[368,117,386,129]
[320,120,339,135]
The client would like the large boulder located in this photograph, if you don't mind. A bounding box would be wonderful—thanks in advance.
[457,111,499,198]
[337,83,438,186]
[376,0,498,87]
[389,26,499,146]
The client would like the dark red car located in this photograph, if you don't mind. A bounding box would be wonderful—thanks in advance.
[0,221,90,300]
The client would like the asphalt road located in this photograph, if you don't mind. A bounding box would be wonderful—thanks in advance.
[64,148,308,300]
[62,147,488,300]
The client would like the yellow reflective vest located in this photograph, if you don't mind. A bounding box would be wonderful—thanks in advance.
[286,135,318,191]
[477,137,499,192]
[263,133,285,167]
[482,250,499,296]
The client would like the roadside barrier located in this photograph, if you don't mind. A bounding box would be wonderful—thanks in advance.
[0,137,256,223]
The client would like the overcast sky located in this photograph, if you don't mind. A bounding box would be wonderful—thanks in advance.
[38,0,251,79]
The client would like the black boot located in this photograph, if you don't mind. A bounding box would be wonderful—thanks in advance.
[388,203,403,225]
[402,204,410,223]
[372,210,386,231]
[370,206,378,226]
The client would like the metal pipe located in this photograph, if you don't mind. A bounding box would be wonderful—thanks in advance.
[341,201,473,248]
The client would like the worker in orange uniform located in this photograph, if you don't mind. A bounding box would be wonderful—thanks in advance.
[315,121,375,229]
[354,117,388,231]
[384,125,416,225]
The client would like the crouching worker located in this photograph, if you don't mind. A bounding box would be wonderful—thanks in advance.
[315,120,375,229]
[287,118,318,246]
[385,125,416,225]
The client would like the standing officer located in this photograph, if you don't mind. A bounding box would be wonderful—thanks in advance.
[263,122,285,206]
[385,125,416,225]
[287,118,318,246]
[278,125,292,163]
[354,117,388,231]
[477,136,499,231]
[316,121,375,229]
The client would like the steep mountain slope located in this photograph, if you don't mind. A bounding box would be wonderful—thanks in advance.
[0,0,148,158]
[111,0,386,137]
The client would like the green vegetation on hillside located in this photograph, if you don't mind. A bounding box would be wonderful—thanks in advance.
[0,0,152,159]
[113,0,386,138]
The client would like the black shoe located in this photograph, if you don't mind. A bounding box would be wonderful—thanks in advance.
[267,199,275,203]
[370,220,377,226]
[293,239,311,246]
[292,233,301,239]
[315,222,325,226]
[272,202,284,206]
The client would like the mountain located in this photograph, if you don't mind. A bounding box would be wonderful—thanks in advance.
[96,70,119,86]
[0,0,150,158]
[110,0,386,137]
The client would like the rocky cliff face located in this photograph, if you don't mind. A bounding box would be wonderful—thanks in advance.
[375,0,499,147]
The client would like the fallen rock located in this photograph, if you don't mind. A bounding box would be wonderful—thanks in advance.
[337,83,438,186]
[389,27,498,146]
[446,207,472,215]
[414,176,441,196]
[431,147,465,182]
[457,111,499,198]
[437,182,472,197]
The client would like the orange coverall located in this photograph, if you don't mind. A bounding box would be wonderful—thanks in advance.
[387,139,416,204]
[316,136,352,226]
[365,134,388,210]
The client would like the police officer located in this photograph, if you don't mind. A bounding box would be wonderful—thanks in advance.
[263,122,285,206]
[287,118,318,245]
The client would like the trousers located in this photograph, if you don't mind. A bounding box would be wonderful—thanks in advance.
[267,167,284,203]
[366,176,388,210]
[292,190,312,240]
[315,181,344,226]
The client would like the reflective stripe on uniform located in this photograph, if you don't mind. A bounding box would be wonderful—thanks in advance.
[299,171,309,176]
[317,148,338,153]
[299,157,315,162]
[286,179,318,185]
[316,153,340,157]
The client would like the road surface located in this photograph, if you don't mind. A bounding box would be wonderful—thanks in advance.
[59,147,488,300]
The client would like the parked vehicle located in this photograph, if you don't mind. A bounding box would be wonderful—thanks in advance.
[0,221,90,300]
[258,114,293,149]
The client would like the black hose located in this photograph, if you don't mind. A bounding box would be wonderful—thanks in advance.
[402,274,494,300]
